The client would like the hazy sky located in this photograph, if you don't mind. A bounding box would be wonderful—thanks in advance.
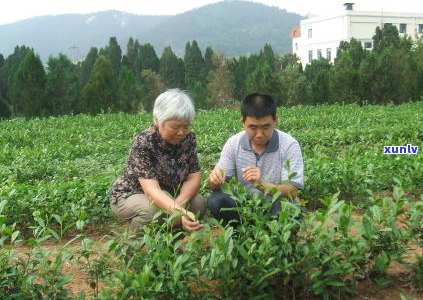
[1,0,422,25]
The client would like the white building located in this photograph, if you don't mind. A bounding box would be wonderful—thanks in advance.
[291,3,423,66]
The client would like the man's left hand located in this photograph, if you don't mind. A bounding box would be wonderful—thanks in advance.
[242,166,261,185]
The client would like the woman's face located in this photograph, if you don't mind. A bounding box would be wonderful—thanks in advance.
[156,118,191,145]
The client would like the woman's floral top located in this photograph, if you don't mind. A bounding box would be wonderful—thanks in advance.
[109,125,200,204]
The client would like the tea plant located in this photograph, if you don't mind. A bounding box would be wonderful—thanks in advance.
[406,196,423,291]
[0,200,74,299]
[99,212,212,299]
[1,102,423,298]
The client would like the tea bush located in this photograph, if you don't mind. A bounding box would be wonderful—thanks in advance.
[0,102,422,298]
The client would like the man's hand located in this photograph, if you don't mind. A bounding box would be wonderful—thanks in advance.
[181,211,204,232]
[209,168,225,189]
[242,166,261,185]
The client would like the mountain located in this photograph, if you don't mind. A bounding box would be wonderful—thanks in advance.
[0,1,304,62]
[0,11,170,62]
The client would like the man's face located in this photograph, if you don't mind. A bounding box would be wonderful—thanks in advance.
[242,115,277,148]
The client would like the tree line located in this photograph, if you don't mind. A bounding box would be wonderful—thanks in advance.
[0,24,422,118]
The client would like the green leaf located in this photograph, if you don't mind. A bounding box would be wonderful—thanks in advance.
[326,280,345,287]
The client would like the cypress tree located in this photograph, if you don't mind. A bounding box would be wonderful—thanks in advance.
[140,70,165,112]
[80,47,99,85]
[11,50,46,117]
[184,40,205,88]
[45,53,80,115]
[0,46,32,112]
[118,65,141,112]
[207,54,235,107]
[137,43,159,73]
[204,46,216,80]
[81,55,115,114]
[159,46,185,89]
[123,37,138,74]
[100,37,122,78]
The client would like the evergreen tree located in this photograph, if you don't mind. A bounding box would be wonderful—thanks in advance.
[278,53,300,70]
[190,81,209,109]
[336,40,350,58]
[336,38,366,69]
[139,70,165,112]
[207,54,235,107]
[81,55,115,114]
[259,43,276,70]
[100,37,122,78]
[395,48,419,103]
[80,47,98,85]
[0,52,11,118]
[359,47,416,105]
[373,48,398,104]
[414,42,423,98]
[123,37,138,74]
[304,58,331,82]
[118,65,142,112]
[329,52,359,103]
[228,56,248,100]
[184,40,205,88]
[45,53,80,115]
[246,54,260,74]
[245,62,279,97]
[11,50,46,117]
[304,58,331,104]
[204,46,215,80]
[373,24,401,53]
[279,65,309,106]
[137,43,159,74]
[0,97,11,119]
[159,46,185,89]
[0,46,32,111]
[358,51,379,103]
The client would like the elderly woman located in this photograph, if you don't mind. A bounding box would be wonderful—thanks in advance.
[109,89,206,233]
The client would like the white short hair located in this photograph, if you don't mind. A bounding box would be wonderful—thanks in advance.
[153,89,195,124]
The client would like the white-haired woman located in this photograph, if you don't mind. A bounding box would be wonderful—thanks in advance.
[109,89,205,233]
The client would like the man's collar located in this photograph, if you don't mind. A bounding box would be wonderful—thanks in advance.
[241,130,279,153]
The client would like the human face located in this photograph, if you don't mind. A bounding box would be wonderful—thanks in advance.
[242,115,277,150]
[156,118,191,145]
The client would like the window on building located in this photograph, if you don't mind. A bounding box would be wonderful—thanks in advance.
[308,28,312,38]
[326,48,331,61]
[308,50,313,63]
[295,43,298,51]
[384,22,392,28]
[364,41,372,49]
[400,23,407,33]
[317,49,322,59]
[419,24,423,33]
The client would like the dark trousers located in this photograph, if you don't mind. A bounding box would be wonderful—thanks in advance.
[207,190,282,226]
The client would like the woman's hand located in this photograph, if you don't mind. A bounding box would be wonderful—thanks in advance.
[181,211,204,232]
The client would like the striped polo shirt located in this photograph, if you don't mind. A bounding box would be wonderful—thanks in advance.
[216,129,304,191]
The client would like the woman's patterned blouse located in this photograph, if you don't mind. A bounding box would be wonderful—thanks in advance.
[109,125,200,204]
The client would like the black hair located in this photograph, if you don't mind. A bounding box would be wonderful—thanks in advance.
[241,93,276,120]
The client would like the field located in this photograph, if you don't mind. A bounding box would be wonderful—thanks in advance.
[1,102,423,299]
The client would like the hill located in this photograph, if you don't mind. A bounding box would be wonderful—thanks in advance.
[140,1,303,57]
[0,11,170,62]
[0,1,303,62]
